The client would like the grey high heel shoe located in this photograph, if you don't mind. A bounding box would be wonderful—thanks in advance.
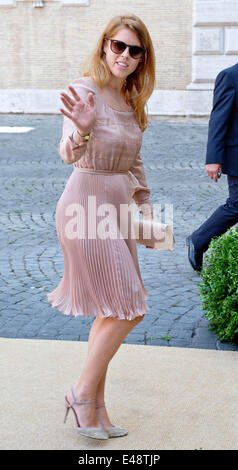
[64,388,109,440]
[96,403,128,438]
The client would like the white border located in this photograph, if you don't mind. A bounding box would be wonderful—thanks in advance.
[60,0,90,5]
[0,0,90,4]
[0,0,16,5]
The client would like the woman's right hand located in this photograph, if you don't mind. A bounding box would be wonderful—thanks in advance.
[60,85,96,134]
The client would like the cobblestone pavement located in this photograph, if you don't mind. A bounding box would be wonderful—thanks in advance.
[0,114,237,351]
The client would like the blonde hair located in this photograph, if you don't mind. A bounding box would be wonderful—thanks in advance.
[81,14,156,132]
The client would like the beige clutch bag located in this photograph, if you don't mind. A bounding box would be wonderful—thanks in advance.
[133,218,175,251]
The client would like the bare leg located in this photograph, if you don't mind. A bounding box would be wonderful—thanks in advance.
[87,318,111,427]
[87,317,108,403]
[69,314,144,428]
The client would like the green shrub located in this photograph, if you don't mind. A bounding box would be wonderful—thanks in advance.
[199,226,238,344]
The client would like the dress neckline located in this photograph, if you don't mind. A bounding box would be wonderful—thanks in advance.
[104,100,135,114]
[88,77,135,114]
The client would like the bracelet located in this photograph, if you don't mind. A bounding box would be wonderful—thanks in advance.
[76,129,91,141]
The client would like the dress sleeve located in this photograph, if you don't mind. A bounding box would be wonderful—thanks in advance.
[58,77,96,165]
[128,151,153,218]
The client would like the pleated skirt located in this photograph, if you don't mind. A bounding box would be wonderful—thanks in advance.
[46,168,149,320]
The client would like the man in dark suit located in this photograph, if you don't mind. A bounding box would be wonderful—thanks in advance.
[186,62,238,272]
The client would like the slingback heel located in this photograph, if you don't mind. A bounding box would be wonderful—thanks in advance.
[64,389,109,440]
[95,402,128,438]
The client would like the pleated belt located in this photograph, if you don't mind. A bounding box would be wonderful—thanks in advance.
[74,166,144,195]
[74,167,128,175]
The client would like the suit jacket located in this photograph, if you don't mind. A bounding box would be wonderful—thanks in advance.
[205,62,238,176]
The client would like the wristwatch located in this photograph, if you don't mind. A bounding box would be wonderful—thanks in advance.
[77,129,91,141]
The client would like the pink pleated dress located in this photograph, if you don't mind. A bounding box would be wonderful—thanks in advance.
[46,76,153,321]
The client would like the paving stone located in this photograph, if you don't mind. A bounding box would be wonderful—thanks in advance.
[216,340,238,351]
[169,339,193,348]
[192,327,217,344]
[146,338,170,347]
[189,343,217,350]
[0,115,237,351]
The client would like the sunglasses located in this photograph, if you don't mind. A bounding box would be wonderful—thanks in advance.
[104,38,146,60]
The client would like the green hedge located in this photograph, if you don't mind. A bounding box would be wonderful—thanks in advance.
[199,226,238,344]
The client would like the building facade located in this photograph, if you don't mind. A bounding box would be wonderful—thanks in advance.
[0,0,237,115]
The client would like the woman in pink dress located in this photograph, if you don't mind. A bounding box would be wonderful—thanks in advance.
[46,14,155,440]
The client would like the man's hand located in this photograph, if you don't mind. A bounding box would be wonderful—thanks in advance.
[205,163,222,182]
